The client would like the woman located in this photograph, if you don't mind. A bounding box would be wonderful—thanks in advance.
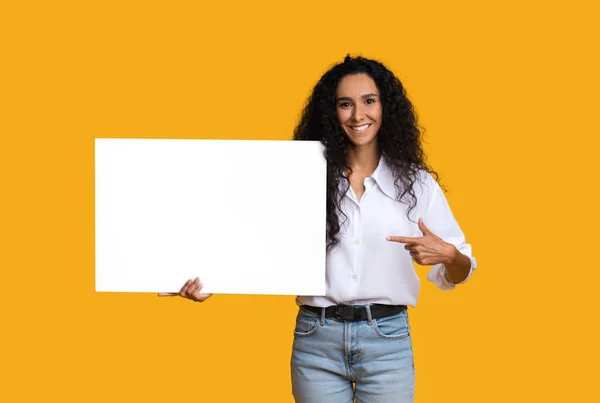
[161,55,477,403]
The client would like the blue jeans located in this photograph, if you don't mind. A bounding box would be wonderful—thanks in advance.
[291,306,415,403]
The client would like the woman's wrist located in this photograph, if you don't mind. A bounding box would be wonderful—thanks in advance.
[444,243,458,265]
[443,245,471,284]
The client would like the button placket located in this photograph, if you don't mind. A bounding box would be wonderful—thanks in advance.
[352,204,361,281]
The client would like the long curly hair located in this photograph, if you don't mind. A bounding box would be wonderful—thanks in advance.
[293,55,441,252]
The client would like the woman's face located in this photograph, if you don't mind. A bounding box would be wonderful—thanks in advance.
[335,73,382,148]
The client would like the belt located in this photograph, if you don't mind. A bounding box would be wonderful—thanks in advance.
[302,304,407,321]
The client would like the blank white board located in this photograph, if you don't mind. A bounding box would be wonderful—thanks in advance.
[95,138,326,295]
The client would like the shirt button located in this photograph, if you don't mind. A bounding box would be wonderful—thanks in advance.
[354,239,359,245]
[352,273,358,280]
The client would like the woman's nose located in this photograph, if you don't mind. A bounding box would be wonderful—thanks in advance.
[353,104,365,121]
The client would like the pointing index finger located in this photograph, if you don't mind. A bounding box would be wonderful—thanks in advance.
[386,236,421,244]
[418,217,433,235]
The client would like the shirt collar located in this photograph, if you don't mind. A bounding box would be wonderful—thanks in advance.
[339,156,398,200]
[370,156,397,200]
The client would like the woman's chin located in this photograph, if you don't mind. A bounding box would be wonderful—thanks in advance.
[346,133,378,148]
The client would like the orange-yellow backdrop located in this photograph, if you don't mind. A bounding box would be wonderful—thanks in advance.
[1,1,599,402]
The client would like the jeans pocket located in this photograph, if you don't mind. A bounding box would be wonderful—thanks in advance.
[372,312,410,340]
[294,315,319,338]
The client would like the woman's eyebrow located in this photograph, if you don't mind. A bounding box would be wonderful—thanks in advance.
[336,93,379,101]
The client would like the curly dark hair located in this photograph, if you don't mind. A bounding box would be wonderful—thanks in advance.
[293,55,441,252]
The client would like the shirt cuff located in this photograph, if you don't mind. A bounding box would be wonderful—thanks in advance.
[428,256,477,290]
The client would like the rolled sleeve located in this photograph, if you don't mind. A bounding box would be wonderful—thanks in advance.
[428,255,477,290]
[420,172,477,290]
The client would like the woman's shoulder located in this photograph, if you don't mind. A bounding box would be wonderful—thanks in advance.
[378,158,442,199]
[414,167,434,182]
[405,166,437,186]
[410,168,443,203]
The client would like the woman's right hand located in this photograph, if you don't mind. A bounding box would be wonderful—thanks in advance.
[158,277,213,303]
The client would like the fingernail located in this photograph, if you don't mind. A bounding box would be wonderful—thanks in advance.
[386,237,391,240]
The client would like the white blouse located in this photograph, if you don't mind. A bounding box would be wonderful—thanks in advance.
[296,157,477,308]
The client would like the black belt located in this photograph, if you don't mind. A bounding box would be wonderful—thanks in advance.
[302,304,407,321]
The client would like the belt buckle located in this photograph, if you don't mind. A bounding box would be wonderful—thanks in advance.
[335,305,355,321]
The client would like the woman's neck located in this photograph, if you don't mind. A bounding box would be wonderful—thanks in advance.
[347,144,380,176]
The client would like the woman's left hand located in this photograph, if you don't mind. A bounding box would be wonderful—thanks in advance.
[387,218,457,266]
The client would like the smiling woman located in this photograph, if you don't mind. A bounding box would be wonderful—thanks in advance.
[289,55,477,403]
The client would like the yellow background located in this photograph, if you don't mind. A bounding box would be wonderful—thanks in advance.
[1,0,598,401]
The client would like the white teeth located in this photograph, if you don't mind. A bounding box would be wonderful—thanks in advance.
[351,124,370,131]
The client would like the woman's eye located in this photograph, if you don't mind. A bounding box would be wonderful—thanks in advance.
[365,98,376,105]
[339,102,351,108]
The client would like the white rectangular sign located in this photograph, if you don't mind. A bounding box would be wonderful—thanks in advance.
[95,138,326,295]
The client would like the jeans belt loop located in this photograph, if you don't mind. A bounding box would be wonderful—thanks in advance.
[365,305,373,324]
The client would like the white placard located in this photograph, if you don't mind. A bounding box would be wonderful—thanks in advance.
[95,138,326,295]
